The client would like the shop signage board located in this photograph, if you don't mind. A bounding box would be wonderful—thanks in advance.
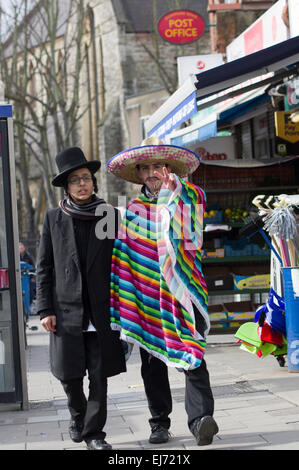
[275,111,299,156]
[157,10,205,44]
[226,0,288,61]
[289,0,299,37]
[170,119,217,147]
[177,54,224,87]
[192,136,236,162]
[148,90,197,139]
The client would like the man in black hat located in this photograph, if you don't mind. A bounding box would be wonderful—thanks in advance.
[36,147,126,450]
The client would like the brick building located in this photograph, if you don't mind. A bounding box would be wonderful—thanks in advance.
[207,0,275,54]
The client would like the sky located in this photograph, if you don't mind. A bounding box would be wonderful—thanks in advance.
[0,0,37,39]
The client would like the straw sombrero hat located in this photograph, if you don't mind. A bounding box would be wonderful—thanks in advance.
[107,137,201,184]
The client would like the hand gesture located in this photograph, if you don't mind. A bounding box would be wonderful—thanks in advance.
[153,166,177,191]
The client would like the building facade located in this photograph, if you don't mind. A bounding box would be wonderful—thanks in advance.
[80,0,211,204]
[1,0,277,247]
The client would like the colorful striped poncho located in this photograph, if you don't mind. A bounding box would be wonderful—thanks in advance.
[110,175,209,370]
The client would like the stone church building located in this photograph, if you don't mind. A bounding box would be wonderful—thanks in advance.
[78,0,211,205]
[1,0,272,248]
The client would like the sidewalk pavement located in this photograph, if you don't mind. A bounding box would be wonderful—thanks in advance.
[1,316,299,451]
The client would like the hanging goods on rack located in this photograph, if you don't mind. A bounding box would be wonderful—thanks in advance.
[254,288,286,336]
[239,214,282,265]
[251,194,299,268]
[235,288,287,359]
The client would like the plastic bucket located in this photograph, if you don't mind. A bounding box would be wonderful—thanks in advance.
[282,267,299,372]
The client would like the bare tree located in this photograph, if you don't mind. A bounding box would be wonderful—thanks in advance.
[0,0,88,245]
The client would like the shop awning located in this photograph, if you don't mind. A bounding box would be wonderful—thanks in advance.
[170,118,217,147]
[169,84,270,146]
[195,35,299,100]
[218,89,270,124]
[199,156,298,168]
[145,76,197,140]
[145,35,299,139]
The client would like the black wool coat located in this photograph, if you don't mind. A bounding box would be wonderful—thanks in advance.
[36,207,126,381]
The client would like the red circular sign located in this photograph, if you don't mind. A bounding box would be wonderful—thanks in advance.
[157,10,205,44]
[197,60,206,70]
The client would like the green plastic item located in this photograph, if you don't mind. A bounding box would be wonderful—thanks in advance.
[235,322,262,348]
[235,322,287,358]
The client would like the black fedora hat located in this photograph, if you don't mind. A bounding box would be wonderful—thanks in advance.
[52,147,101,187]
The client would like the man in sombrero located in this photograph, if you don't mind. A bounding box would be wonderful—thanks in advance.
[107,137,218,446]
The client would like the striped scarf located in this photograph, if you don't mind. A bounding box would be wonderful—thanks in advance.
[110,176,209,370]
[59,195,106,219]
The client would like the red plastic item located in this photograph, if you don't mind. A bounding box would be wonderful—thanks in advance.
[257,321,283,347]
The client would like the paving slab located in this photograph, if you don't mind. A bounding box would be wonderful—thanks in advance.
[1,316,299,452]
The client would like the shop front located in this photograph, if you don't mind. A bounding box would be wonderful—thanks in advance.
[145,35,299,144]
[0,105,28,409]
[144,34,299,333]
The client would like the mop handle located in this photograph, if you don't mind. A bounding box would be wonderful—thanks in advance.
[258,228,283,266]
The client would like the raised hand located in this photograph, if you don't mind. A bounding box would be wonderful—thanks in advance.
[153,166,177,191]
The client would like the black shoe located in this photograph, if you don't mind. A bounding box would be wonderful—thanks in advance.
[86,439,112,450]
[192,416,219,446]
[149,425,170,444]
[69,420,84,443]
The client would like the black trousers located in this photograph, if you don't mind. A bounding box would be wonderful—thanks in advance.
[140,348,214,431]
[60,332,107,442]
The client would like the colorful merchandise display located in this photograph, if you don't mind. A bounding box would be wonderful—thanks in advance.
[235,289,287,359]
[235,194,299,370]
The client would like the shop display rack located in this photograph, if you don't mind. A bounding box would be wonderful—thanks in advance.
[191,158,299,333]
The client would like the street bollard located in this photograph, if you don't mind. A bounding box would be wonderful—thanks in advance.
[282,267,299,372]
